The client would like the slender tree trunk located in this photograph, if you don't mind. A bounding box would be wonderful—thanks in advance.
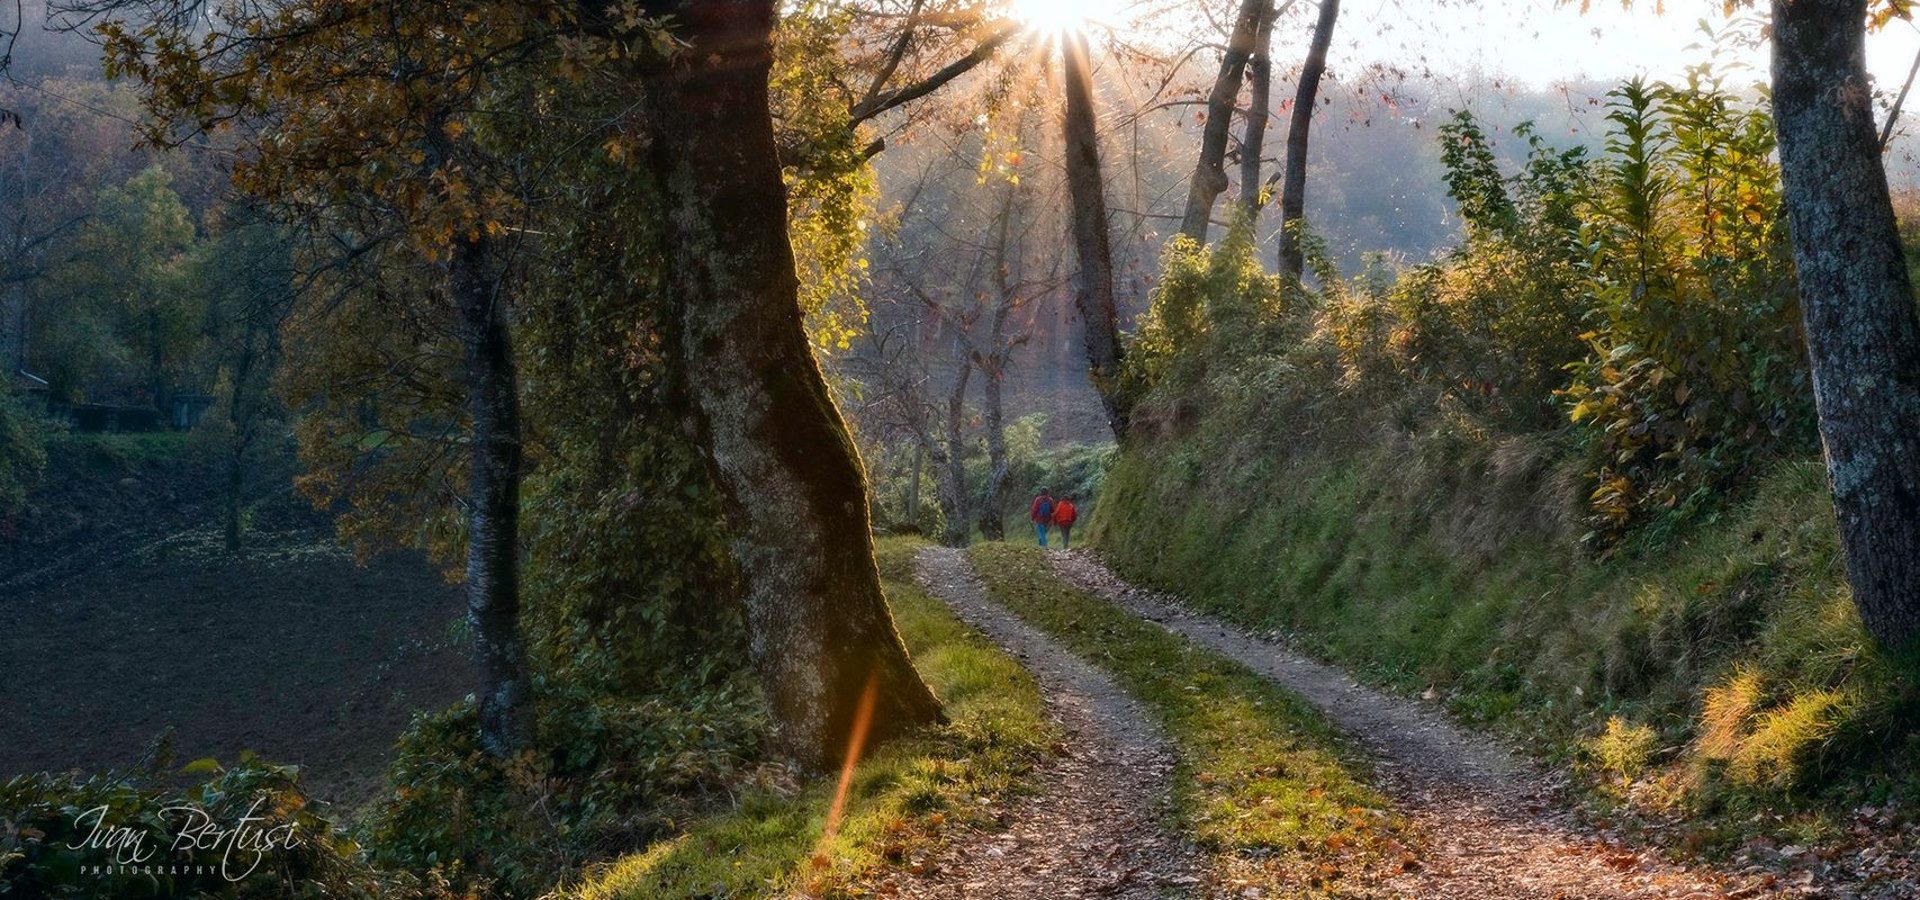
[1772,0,1920,652]
[638,0,942,769]
[1179,0,1265,242]
[1276,0,1339,280]
[450,231,533,757]
[224,444,245,551]
[1238,2,1275,213]
[905,441,923,527]
[979,357,1008,541]
[1060,30,1130,441]
[978,179,1017,542]
[940,359,972,548]
[423,103,534,757]
[223,324,258,553]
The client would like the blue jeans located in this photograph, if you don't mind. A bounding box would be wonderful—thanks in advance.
[1035,523,1049,547]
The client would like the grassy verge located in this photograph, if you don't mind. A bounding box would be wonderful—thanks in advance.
[966,543,1415,897]
[1092,410,1920,848]
[558,537,1050,899]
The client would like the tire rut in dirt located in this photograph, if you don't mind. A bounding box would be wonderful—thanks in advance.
[1048,550,1784,900]
[908,546,1199,899]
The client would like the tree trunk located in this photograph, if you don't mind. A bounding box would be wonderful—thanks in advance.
[450,231,534,757]
[905,441,923,527]
[1276,0,1338,280]
[939,359,973,548]
[1178,0,1265,243]
[978,358,1008,541]
[638,0,942,769]
[1060,30,1131,441]
[1772,0,1920,652]
[1238,2,1275,213]
[223,324,258,554]
[978,178,1017,542]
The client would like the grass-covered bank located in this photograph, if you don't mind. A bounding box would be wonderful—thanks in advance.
[967,543,1412,896]
[1090,416,1920,839]
[1080,72,1920,846]
[558,537,1050,898]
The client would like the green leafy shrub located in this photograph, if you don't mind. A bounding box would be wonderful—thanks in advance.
[359,680,765,897]
[0,398,49,521]
[1560,75,1808,536]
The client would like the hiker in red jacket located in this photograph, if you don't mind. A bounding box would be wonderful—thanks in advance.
[1029,488,1054,548]
[1053,496,1079,550]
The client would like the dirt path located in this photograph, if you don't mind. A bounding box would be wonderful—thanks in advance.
[1047,550,1790,900]
[909,546,1200,899]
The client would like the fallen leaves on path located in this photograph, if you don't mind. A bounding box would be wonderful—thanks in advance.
[1046,549,1854,900]
[895,547,1201,899]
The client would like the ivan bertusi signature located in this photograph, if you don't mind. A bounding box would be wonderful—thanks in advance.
[67,797,305,882]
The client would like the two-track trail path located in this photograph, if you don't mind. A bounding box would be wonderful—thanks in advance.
[903,546,1202,899]
[1045,550,1790,900]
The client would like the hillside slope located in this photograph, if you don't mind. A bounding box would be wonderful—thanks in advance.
[1090,403,1918,840]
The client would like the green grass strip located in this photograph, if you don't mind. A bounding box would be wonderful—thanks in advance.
[561,537,1050,899]
[967,542,1416,896]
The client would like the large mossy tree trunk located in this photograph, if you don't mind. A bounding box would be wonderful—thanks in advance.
[450,231,534,757]
[1772,0,1920,652]
[1060,30,1130,442]
[638,0,943,769]
[1178,0,1266,243]
[1275,0,1338,280]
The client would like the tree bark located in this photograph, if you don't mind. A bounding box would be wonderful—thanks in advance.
[978,179,1018,542]
[939,358,972,548]
[1238,1,1275,213]
[1060,30,1130,441]
[1276,0,1338,280]
[978,358,1008,540]
[1772,0,1920,652]
[638,0,943,769]
[423,102,534,757]
[449,230,534,757]
[905,441,923,526]
[1178,0,1266,243]
[223,318,262,553]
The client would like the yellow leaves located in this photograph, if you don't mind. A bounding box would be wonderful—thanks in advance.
[602,136,636,166]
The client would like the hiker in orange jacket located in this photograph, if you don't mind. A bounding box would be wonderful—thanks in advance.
[1053,496,1079,550]
[1029,488,1054,548]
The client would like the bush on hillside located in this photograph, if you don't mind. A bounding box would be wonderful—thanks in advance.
[1100,66,1914,833]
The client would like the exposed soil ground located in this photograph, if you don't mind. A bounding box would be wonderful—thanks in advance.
[909,546,1201,899]
[0,503,469,810]
[1044,550,1916,900]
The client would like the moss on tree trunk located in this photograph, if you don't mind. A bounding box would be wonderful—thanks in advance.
[639,0,943,769]
[1772,0,1920,652]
